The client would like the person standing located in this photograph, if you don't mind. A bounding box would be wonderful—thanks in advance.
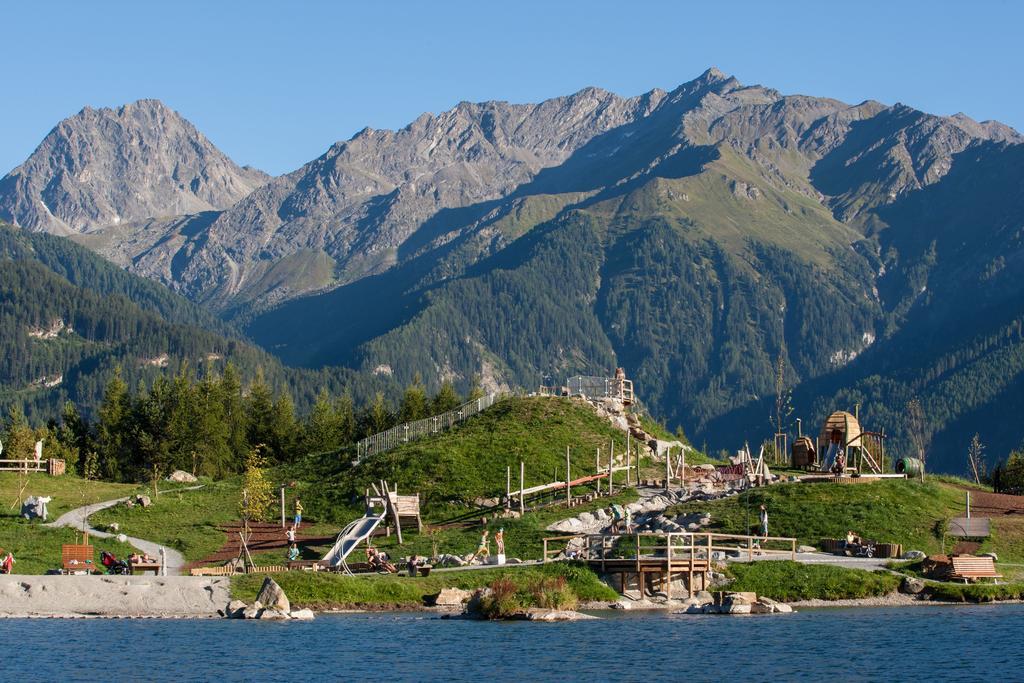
[495,528,506,565]
[293,499,304,529]
[1,549,16,574]
[759,504,769,538]
[286,526,296,544]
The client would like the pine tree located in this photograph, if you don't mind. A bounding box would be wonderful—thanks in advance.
[467,374,485,401]
[431,380,461,414]
[269,393,298,463]
[2,406,36,461]
[335,393,356,445]
[194,374,231,477]
[133,383,173,494]
[399,373,428,423]
[96,369,131,480]
[220,363,248,469]
[303,389,344,455]
[246,367,276,456]
[366,391,391,435]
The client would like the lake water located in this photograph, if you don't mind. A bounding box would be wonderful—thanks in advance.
[3,605,1023,681]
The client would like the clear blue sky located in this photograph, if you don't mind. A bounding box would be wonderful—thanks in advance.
[3,0,1021,177]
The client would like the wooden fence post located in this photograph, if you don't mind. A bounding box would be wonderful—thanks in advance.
[609,441,615,495]
[565,446,571,507]
[519,461,525,515]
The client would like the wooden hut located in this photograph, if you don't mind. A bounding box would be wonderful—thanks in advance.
[817,411,862,455]
[816,411,882,474]
[791,436,817,469]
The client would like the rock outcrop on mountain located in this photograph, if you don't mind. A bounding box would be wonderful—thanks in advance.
[0,99,268,235]
[3,68,1024,472]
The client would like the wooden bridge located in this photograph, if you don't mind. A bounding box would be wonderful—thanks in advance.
[543,531,797,598]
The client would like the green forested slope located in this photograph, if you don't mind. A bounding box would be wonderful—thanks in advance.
[0,223,389,421]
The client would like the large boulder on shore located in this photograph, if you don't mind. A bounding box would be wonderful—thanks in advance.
[256,577,290,613]
[428,588,472,607]
[258,608,289,620]
[167,470,198,483]
[900,577,926,595]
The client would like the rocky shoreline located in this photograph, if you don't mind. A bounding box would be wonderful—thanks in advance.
[3,575,1019,620]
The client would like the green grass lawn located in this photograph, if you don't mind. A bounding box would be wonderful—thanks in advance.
[670,479,966,554]
[725,561,900,601]
[89,478,243,562]
[231,561,618,609]
[0,472,142,574]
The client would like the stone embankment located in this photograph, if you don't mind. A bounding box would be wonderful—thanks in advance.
[0,575,230,618]
[673,590,793,615]
[547,487,718,538]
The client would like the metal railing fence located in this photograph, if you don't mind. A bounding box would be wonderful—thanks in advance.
[355,392,501,462]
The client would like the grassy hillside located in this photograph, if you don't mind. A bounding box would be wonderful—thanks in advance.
[302,396,640,518]
[667,478,1023,558]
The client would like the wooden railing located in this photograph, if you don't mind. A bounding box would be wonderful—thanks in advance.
[0,458,65,475]
[542,531,797,566]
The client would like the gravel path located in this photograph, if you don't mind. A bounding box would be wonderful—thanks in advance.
[732,550,894,571]
[45,486,204,576]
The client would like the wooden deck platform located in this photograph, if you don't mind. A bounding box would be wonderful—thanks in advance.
[543,531,797,598]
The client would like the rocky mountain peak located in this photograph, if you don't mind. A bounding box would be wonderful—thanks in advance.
[0,99,270,234]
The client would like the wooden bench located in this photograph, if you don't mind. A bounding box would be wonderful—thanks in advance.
[61,544,95,574]
[950,555,1002,583]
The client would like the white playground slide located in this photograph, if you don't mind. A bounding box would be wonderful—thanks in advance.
[823,441,840,471]
[321,512,387,572]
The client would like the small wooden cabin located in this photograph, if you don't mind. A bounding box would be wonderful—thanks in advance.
[817,411,863,455]
[815,410,882,474]
[791,436,817,469]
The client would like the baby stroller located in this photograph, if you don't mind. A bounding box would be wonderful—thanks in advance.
[100,550,132,575]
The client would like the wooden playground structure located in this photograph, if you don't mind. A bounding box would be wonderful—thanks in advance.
[543,531,797,598]
[366,480,423,544]
[505,442,642,514]
[791,410,888,475]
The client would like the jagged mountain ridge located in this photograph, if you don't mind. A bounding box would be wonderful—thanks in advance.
[3,69,1024,473]
[0,99,269,235]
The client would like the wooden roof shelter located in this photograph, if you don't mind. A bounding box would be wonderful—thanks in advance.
[817,411,862,451]
[816,410,883,474]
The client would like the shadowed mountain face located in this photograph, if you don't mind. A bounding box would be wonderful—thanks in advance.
[3,69,1024,471]
[0,99,269,236]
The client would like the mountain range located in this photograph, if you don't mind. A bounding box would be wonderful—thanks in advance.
[3,67,1023,473]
